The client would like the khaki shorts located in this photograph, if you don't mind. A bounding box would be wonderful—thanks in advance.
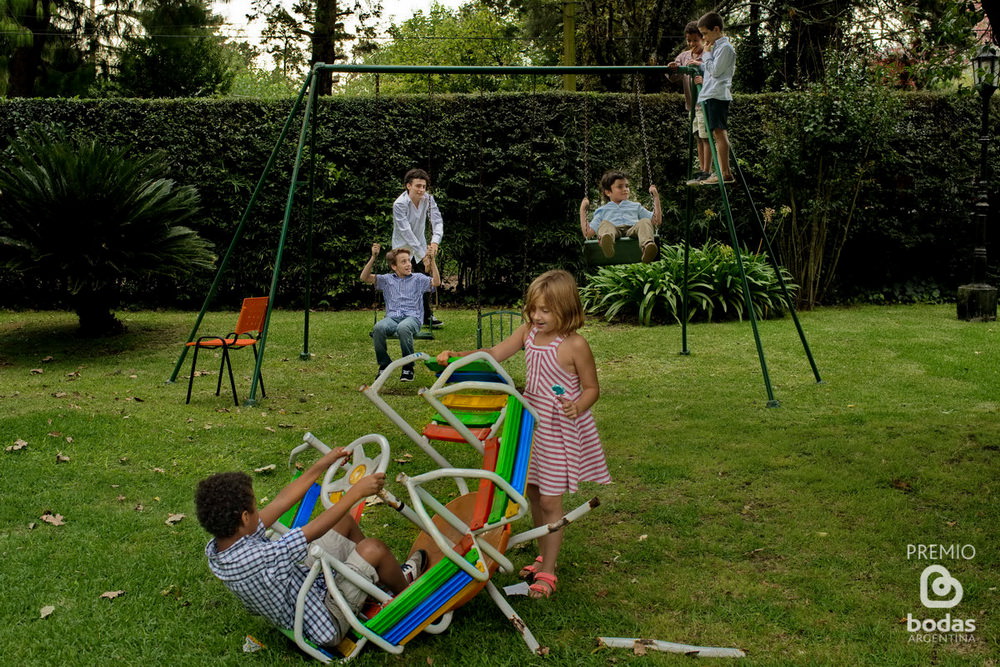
[692,105,708,139]
[308,530,379,645]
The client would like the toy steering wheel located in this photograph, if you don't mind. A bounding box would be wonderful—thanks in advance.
[320,433,391,509]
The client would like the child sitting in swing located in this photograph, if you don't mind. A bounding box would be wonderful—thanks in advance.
[580,169,662,262]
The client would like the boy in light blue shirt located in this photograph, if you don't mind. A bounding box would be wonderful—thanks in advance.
[692,11,736,185]
[579,170,662,263]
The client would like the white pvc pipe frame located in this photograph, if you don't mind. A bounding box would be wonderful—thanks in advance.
[275,353,594,660]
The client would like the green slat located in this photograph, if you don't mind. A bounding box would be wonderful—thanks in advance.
[277,470,304,528]
[365,549,479,635]
[423,358,494,373]
[432,410,500,427]
[488,397,522,523]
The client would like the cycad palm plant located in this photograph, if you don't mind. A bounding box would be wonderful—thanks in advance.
[0,126,215,335]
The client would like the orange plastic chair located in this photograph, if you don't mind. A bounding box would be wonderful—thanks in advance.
[185,297,269,405]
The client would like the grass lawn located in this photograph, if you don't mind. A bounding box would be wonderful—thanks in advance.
[0,304,997,666]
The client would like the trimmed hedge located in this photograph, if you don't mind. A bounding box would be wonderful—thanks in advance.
[0,91,992,311]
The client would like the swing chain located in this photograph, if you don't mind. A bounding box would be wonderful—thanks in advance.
[582,95,591,199]
[634,75,653,189]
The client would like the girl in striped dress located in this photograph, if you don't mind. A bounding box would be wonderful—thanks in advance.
[436,270,610,599]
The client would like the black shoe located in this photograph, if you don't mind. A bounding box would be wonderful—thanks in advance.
[400,366,415,382]
[430,316,444,329]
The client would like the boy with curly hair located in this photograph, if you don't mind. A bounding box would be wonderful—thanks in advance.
[195,449,424,649]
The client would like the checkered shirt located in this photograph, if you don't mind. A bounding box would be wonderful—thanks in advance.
[206,520,339,646]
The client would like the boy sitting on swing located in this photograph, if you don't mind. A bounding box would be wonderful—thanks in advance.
[580,169,662,262]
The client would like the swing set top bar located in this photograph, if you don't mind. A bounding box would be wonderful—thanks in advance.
[313,63,673,76]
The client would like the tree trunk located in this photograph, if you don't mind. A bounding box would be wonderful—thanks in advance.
[75,291,126,337]
[6,0,49,98]
[311,0,341,96]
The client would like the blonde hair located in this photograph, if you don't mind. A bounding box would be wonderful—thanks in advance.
[523,270,585,335]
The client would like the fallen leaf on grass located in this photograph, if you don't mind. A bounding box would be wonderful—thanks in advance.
[41,356,54,362]
[165,513,185,526]
[134,504,144,512]
[161,585,182,598]
[52,392,68,398]
[264,426,276,433]
[41,511,66,526]
[28,522,37,529]
[100,590,125,600]
[40,605,55,619]
[638,534,648,541]
[254,464,276,474]
[47,431,62,437]
[56,453,70,463]
[6,439,28,452]
[890,479,913,492]
[30,368,43,375]
[152,467,165,473]
[119,456,129,464]
[116,495,126,502]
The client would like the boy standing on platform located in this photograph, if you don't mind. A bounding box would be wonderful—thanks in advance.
[693,12,736,185]
[668,22,712,183]
[392,168,444,327]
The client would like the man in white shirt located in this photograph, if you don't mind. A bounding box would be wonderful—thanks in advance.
[392,168,444,327]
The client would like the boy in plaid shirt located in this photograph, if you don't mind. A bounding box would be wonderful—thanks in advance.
[196,448,424,648]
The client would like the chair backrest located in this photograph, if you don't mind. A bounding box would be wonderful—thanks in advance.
[234,297,269,336]
[476,310,521,348]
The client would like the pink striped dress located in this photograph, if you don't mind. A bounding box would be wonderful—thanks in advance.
[523,327,611,495]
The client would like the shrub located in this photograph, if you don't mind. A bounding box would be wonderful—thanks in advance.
[579,242,798,325]
[761,58,903,308]
[0,126,215,335]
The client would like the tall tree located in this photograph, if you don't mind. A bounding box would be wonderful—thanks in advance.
[0,0,136,97]
[249,0,382,94]
[113,0,236,97]
[352,0,533,94]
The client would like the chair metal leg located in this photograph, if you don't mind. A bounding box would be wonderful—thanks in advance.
[221,347,239,406]
[186,345,201,404]
[215,350,226,396]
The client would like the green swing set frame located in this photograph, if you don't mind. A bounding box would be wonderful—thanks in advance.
[167,62,821,408]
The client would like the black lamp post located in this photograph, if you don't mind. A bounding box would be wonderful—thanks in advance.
[958,43,999,321]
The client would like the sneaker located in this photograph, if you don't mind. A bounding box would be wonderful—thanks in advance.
[400,366,415,382]
[598,234,615,258]
[401,549,427,584]
[685,171,711,186]
[702,173,735,185]
[641,243,659,263]
[430,316,444,329]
